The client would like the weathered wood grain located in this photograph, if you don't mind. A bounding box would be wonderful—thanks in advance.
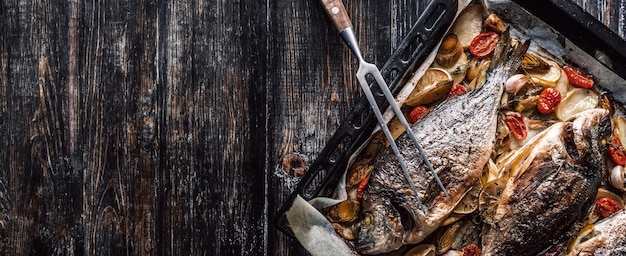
[0,0,623,255]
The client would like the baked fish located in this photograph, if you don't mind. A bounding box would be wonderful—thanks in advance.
[481,108,611,256]
[356,31,529,254]
[569,210,626,255]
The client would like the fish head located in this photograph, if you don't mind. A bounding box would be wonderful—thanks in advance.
[356,194,417,254]
[563,108,611,169]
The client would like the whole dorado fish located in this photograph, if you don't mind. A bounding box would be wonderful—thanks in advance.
[356,31,529,254]
[481,109,611,256]
[569,210,626,255]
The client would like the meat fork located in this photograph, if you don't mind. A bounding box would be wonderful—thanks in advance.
[317,0,450,207]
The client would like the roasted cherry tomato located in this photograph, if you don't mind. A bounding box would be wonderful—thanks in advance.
[409,105,429,123]
[537,88,561,114]
[563,66,594,89]
[595,197,622,218]
[469,32,499,58]
[504,111,527,140]
[462,243,480,256]
[608,136,626,165]
[357,176,370,199]
[446,84,467,99]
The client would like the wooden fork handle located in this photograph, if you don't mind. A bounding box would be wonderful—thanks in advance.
[319,0,353,31]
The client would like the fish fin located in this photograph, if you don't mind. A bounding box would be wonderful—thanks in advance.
[488,29,531,76]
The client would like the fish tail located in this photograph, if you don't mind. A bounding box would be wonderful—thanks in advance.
[488,29,530,75]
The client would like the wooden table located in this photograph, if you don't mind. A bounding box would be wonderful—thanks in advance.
[0,0,623,255]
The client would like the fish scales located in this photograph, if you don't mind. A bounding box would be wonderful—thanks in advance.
[481,109,611,256]
[356,31,530,254]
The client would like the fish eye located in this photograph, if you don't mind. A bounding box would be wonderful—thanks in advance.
[363,213,372,226]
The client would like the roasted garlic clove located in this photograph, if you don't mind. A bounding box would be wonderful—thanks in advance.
[609,165,625,191]
[505,74,531,94]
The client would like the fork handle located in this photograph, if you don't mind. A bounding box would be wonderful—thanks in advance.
[319,0,353,31]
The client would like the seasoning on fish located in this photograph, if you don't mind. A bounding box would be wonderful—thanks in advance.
[481,109,612,256]
[356,31,530,254]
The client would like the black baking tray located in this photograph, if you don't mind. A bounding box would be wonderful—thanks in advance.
[276,0,626,252]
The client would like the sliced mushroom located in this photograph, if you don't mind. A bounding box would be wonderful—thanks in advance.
[484,13,505,34]
[436,34,464,68]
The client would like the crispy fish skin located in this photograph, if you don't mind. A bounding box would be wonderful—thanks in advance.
[481,109,611,256]
[356,31,529,255]
[569,210,626,255]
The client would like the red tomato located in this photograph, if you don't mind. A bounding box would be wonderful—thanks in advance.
[357,176,370,199]
[409,105,429,123]
[462,243,480,256]
[446,84,467,99]
[537,88,561,114]
[608,136,626,165]
[563,66,594,89]
[470,32,499,58]
[595,197,623,218]
[504,111,527,140]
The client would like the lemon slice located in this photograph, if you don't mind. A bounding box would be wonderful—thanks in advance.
[479,177,508,223]
[555,88,599,121]
[326,199,359,223]
[453,184,481,214]
[405,68,454,106]
[404,244,436,256]
[433,52,468,85]
[529,60,561,87]
[567,224,595,253]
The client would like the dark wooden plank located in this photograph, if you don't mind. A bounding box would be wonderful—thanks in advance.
[155,0,267,255]
[0,0,81,254]
[76,0,159,255]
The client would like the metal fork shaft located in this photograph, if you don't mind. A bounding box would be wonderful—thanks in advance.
[340,28,450,202]
[318,0,450,207]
